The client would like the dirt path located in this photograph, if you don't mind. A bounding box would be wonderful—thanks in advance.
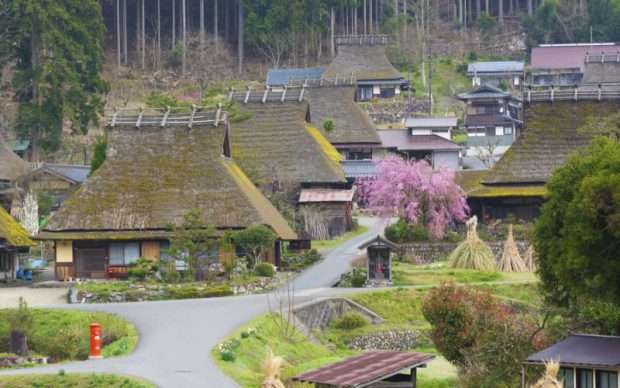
[0,287,67,308]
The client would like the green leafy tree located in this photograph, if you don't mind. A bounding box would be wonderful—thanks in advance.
[88,135,107,177]
[10,1,109,159]
[234,225,277,270]
[534,136,620,308]
[322,118,335,133]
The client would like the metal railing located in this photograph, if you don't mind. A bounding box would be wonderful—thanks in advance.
[524,83,620,103]
[286,75,356,87]
[104,105,226,128]
[226,86,307,103]
[585,52,620,64]
[334,34,388,45]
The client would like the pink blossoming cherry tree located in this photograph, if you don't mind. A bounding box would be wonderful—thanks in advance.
[356,155,469,239]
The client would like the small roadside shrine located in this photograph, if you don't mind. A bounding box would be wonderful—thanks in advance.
[358,235,399,286]
[292,349,436,388]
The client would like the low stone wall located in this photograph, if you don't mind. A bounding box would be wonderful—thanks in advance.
[292,298,384,333]
[401,240,530,264]
[348,329,422,351]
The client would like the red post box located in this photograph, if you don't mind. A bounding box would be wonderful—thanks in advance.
[89,323,103,359]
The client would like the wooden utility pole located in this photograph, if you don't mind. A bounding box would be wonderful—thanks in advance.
[182,0,186,76]
[116,0,121,71]
[238,2,244,75]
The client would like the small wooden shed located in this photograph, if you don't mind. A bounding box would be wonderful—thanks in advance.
[292,350,436,387]
[358,235,399,285]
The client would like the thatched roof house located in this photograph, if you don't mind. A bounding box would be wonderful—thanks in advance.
[229,96,346,186]
[307,86,381,156]
[324,35,405,100]
[0,137,30,184]
[39,107,296,280]
[1,206,34,281]
[467,99,619,221]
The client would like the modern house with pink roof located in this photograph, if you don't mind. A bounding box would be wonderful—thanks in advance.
[529,43,620,86]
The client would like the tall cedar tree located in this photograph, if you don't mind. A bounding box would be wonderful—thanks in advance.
[11,1,109,158]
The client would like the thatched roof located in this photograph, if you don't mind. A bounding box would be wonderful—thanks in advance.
[324,42,403,81]
[308,86,381,145]
[481,101,619,185]
[41,122,297,240]
[0,206,35,248]
[230,101,346,184]
[0,138,30,182]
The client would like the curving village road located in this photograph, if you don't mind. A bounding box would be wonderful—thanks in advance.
[0,217,383,388]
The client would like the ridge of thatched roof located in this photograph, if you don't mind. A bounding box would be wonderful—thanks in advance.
[482,100,619,184]
[324,43,403,81]
[0,206,35,248]
[308,86,381,145]
[41,123,296,240]
[230,101,345,184]
[0,138,30,182]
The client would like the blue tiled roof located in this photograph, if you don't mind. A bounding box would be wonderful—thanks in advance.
[43,164,90,183]
[467,61,524,74]
[341,160,381,179]
[266,68,326,86]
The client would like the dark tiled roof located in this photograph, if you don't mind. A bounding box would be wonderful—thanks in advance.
[324,44,403,81]
[0,139,30,181]
[379,131,462,151]
[457,85,512,100]
[293,350,435,387]
[467,61,524,74]
[308,86,381,145]
[231,101,345,184]
[42,164,90,183]
[464,114,515,127]
[525,334,620,367]
[341,160,381,179]
[266,68,325,86]
[482,100,619,184]
[42,122,297,240]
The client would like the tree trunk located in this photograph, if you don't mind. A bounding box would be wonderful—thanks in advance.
[172,0,176,49]
[157,0,161,66]
[369,0,373,34]
[486,0,489,13]
[182,0,186,76]
[238,2,244,75]
[528,0,533,15]
[123,0,127,64]
[330,7,335,59]
[135,0,139,63]
[509,0,513,16]
[459,0,463,24]
[116,0,121,71]
[225,0,230,42]
[214,0,219,55]
[364,0,367,34]
[376,0,380,32]
[354,6,357,35]
[403,0,407,43]
[200,0,204,62]
[141,0,145,69]
[394,0,399,49]
[9,330,28,357]
[476,0,481,19]
[498,0,504,25]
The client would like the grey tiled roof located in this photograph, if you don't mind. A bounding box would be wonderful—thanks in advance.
[266,68,326,86]
[457,85,511,100]
[341,160,381,179]
[43,164,90,183]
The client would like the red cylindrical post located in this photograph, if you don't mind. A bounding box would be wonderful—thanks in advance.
[89,323,103,359]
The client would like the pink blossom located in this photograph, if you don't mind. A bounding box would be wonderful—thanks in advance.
[355,155,469,238]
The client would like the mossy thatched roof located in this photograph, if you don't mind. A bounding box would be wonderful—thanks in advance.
[42,123,297,240]
[324,44,402,81]
[454,170,488,193]
[230,101,345,184]
[482,101,620,184]
[0,206,35,248]
[0,138,30,182]
[308,86,381,145]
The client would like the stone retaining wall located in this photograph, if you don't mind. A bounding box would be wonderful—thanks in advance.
[348,330,422,351]
[401,240,530,264]
[292,298,384,333]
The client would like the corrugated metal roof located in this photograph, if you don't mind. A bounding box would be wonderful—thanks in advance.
[467,61,524,74]
[43,164,90,183]
[292,350,435,387]
[379,131,462,151]
[524,334,620,367]
[266,68,325,86]
[405,117,457,128]
[531,44,620,70]
[298,189,354,203]
[341,160,381,179]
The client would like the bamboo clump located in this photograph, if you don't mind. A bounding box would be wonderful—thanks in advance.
[448,216,496,271]
[523,245,538,271]
[260,347,286,388]
[498,225,527,272]
[529,360,563,388]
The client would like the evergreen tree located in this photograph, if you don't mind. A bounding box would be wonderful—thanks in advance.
[11,1,109,159]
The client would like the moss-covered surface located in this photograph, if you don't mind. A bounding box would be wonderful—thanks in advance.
[467,184,547,198]
[0,206,35,247]
[324,44,402,80]
[0,374,154,387]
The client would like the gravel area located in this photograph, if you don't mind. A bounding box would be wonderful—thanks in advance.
[0,287,67,308]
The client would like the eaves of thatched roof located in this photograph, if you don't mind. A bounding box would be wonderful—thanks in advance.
[0,206,35,248]
[308,86,381,145]
[0,138,30,182]
[482,100,619,185]
[230,101,346,184]
[324,44,403,81]
[41,123,297,240]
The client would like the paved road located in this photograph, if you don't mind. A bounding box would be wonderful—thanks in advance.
[0,218,383,388]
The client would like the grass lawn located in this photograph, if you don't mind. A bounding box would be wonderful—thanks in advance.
[311,224,369,252]
[391,261,539,286]
[0,373,154,387]
[0,309,138,362]
[214,283,540,387]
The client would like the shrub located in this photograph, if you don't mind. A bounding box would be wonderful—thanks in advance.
[385,219,429,243]
[333,312,368,330]
[254,263,276,277]
[322,118,336,133]
[161,269,180,284]
[220,350,236,362]
[128,258,159,281]
[350,272,367,287]
[9,297,34,337]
